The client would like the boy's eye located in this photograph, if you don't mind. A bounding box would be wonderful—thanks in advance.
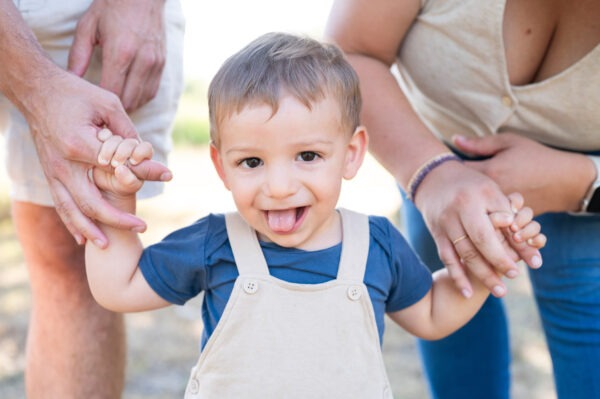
[297,151,319,162]
[240,157,263,168]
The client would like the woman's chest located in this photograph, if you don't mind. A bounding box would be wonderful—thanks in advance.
[503,0,600,85]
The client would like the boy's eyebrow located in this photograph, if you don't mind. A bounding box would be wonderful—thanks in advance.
[223,145,255,155]
[224,137,336,154]
[293,138,336,146]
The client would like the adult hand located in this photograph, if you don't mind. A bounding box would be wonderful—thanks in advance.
[414,160,528,298]
[453,133,593,215]
[68,0,166,112]
[26,68,172,248]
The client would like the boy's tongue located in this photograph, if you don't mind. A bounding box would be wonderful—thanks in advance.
[267,209,297,232]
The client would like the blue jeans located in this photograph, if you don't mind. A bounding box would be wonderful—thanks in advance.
[401,199,600,399]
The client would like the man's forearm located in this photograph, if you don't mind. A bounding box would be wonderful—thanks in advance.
[0,0,61,114]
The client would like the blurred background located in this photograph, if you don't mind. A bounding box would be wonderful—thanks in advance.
[0,0,555,397]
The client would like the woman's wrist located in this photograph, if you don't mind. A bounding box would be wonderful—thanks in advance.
[571,154,600,213]
[407,152,462,202]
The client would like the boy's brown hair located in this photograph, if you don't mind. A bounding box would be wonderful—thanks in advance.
[208,32,362,144]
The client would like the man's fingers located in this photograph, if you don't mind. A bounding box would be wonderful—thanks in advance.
[67,14,96,76]
[100,42,131,99]
[129,159,172,182]
[120,45,164,111]
[49,178,106,247]
[66,164,147,230]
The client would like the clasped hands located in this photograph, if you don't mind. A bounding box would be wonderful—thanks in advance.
[413,147,547,298]
[26,0,168,247]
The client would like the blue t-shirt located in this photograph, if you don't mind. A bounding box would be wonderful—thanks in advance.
[139,213,432,348]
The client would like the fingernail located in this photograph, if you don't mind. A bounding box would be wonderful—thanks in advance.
[111,160,121,168]
[493,285,506,296]
[93,239,106,248]
[98,128,112,141]
[160,172,172,181]
[129,158,139,166]
[131,225,146,233]
[461,289,472,298]
[506,269,519,278]
[530,255,543,269]
[453,134,467,143]
[513,232,522,242]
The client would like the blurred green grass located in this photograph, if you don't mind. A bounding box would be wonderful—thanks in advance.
[172,80,211,147]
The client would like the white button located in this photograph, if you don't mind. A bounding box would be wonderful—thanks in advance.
[243,280,259,294]
[501,95,513,107]
[347,286,362,300]
[187,378,199,394]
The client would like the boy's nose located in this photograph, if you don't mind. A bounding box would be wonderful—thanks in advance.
[264,165,297,198]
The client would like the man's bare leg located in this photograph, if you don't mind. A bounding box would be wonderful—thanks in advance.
[12,201,126,399]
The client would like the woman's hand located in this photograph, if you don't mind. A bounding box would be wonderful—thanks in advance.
[414,160,542,297]
[453,133,594,215]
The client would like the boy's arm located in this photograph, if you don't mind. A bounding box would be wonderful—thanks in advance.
[85,193,170,313]
[85,136,170,313]
[386,268,490,340]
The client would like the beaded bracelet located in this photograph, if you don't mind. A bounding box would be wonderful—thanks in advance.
[406,152,462,202]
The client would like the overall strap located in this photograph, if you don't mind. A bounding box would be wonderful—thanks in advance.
[336,208,370,282]
[225,212,270,276]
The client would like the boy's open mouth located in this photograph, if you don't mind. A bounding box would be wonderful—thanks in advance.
[265,207,307,233]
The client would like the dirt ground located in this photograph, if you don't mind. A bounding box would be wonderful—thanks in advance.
[0,146,555,398]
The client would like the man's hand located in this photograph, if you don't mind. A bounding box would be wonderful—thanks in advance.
[26,69,171,247]
[68,0,166,112]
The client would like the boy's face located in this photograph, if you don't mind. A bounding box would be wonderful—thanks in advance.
[211,95,366,250]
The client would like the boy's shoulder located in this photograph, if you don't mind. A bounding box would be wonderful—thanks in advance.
[367,214,402,241]
[365,213,416,262]
[155,212,229,254]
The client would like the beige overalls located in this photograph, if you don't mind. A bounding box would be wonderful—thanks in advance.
[184,209,393,398]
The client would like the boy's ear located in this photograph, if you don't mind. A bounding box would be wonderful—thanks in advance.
[343,126,368,180]
[209,142,231,191]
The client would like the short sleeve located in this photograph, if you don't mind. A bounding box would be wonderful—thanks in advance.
[380,219,432,312]
[139,214,229,305]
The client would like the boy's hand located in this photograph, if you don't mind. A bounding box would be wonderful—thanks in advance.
[92,128,160,199]
[488,192,546,274]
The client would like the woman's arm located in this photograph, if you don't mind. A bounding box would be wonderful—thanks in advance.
[326,0,540,297]
[453,133,596,215]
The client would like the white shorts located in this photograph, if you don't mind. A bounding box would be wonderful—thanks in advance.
[1,0,185,206]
